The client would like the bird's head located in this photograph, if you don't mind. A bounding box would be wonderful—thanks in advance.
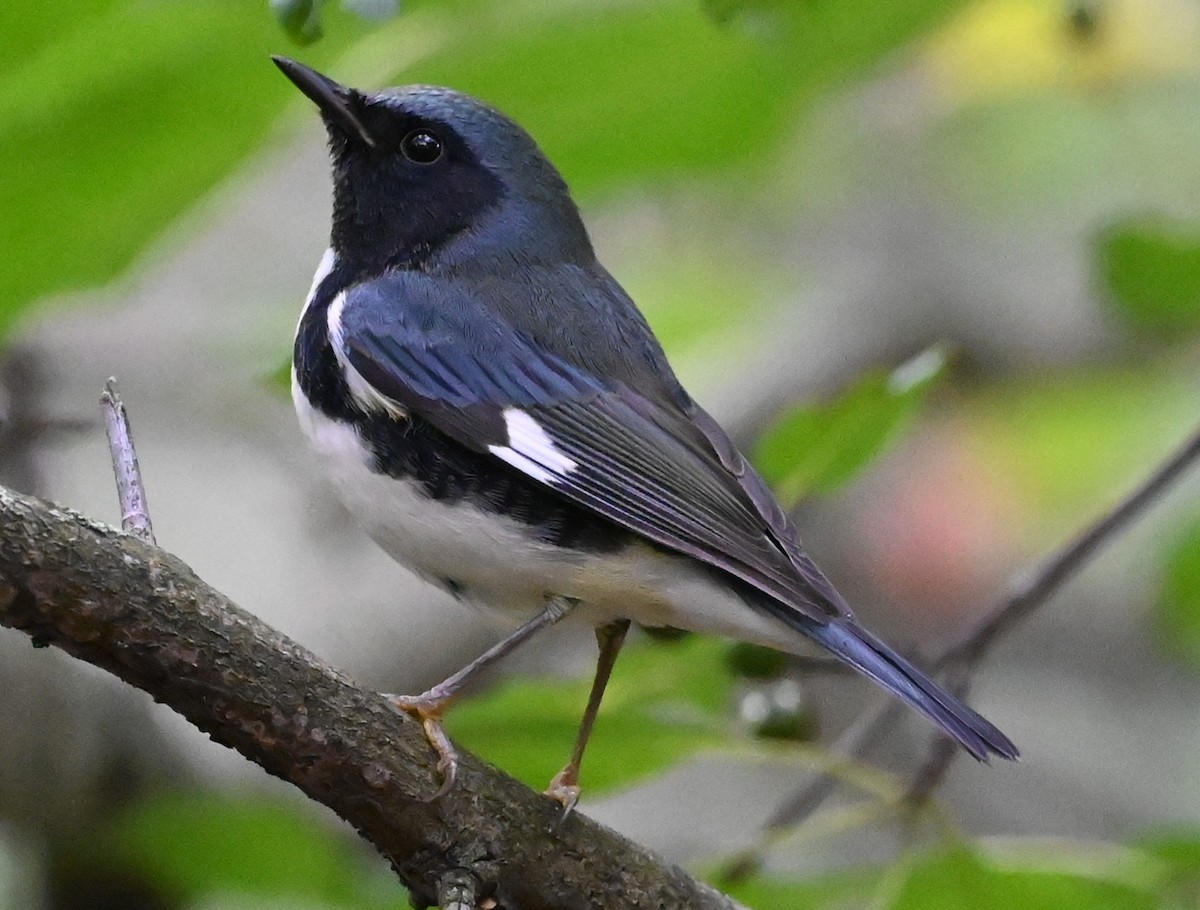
[273,57,592,276]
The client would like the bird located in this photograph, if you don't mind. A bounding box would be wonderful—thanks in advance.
[273,56,1018,807]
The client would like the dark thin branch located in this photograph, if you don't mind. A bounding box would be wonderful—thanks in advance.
[938,422,1200,669]
[0,484,746,910]
[901,667,971,807]
[721,420,1200,886]
[0,347,89,495]
[900,421,1200,805]
[904,725,962,808]
[717,694,900,884]
[99,378,155,543]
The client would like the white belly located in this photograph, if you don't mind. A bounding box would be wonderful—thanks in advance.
[294,383,797,650]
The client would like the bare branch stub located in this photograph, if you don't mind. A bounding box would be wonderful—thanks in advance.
[438,868,481,910]
[99,378,155,544]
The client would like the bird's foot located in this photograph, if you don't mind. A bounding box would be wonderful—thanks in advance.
[384,693,458,799]
[544,766,581,818]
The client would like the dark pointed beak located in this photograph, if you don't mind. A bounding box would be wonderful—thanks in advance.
[272,56,377,148]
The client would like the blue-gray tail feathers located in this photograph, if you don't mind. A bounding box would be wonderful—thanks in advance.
[806,619,1019,761]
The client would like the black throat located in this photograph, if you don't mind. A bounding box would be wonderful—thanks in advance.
[326,126,506,275]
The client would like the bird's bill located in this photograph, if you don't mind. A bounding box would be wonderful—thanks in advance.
[271,56,377,148]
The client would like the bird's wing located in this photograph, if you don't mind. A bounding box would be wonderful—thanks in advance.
[333,272,846,623]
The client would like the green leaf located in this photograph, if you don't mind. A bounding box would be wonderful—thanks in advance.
[620,244,777,355]
[955,364,1198,540]
[0,1,367,339]
[1096,218,1200,335]
[395,0,974,200]
[88,790,398,907]
[727,866,884,910]
[930,82,1200,218]
[890,841,1162,910]
[725,641,790,680]
[1154,518,1200,671]
[268,356,294,395]
[728,839,1171,910]
[4,0,975,343]
[1137,827,1200,873]
[754,347,947,506]
[446,636,734,793]
[1135,827,1200,903]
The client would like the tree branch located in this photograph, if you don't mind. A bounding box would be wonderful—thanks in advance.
[0,484,745,910]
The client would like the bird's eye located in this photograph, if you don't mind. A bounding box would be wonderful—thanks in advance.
[400,129,443,164]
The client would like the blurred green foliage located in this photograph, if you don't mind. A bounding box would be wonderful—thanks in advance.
[402,0,971,199]
[0,0,369,338]
[959,364,1197,539]
[887,841,1163,910]
[728,865,882,909]
[53,788,1199,910]
[273,0,327,45]
[729,836,1189,909]
[1097,219,1200,335]
[447,635,732,793]
[1154,517,1200,671]
[6,0,1200,907]
[2,0,973,343]
[755,347,947,506]
[930,85,1200,218]
[60,790,400,909]
[273,0,400,45]
[1137,828,1200,905]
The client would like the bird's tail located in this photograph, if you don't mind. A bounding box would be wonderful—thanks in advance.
[803,619,1019,761]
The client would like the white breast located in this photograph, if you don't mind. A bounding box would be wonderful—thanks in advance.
[293,379,798,650]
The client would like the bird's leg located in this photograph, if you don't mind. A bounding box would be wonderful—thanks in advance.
[386,595,577,797]
[545,618,631,814]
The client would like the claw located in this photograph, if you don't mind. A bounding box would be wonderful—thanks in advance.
[386,693,459,798]
[376,601,579,802]
[544,766,581,820]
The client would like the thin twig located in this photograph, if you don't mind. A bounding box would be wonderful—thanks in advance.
[0,348,89,495]
[99,378,155,543]
[899,421,1200,803]
[938,422,1200,669]
[717,695,903,884]
[901,667,970,807]
[723,420,1200,884]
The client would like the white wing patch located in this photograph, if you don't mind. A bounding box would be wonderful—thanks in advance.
[488,408,577,483]
[326,291,408,419]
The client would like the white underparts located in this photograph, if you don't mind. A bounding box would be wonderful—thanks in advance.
[292,399,796,649]
[488,408,577,484]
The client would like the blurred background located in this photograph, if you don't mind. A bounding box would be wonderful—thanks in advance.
[3,0,1200,907]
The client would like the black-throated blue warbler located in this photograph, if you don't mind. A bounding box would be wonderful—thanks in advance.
[274,57,1018,806]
